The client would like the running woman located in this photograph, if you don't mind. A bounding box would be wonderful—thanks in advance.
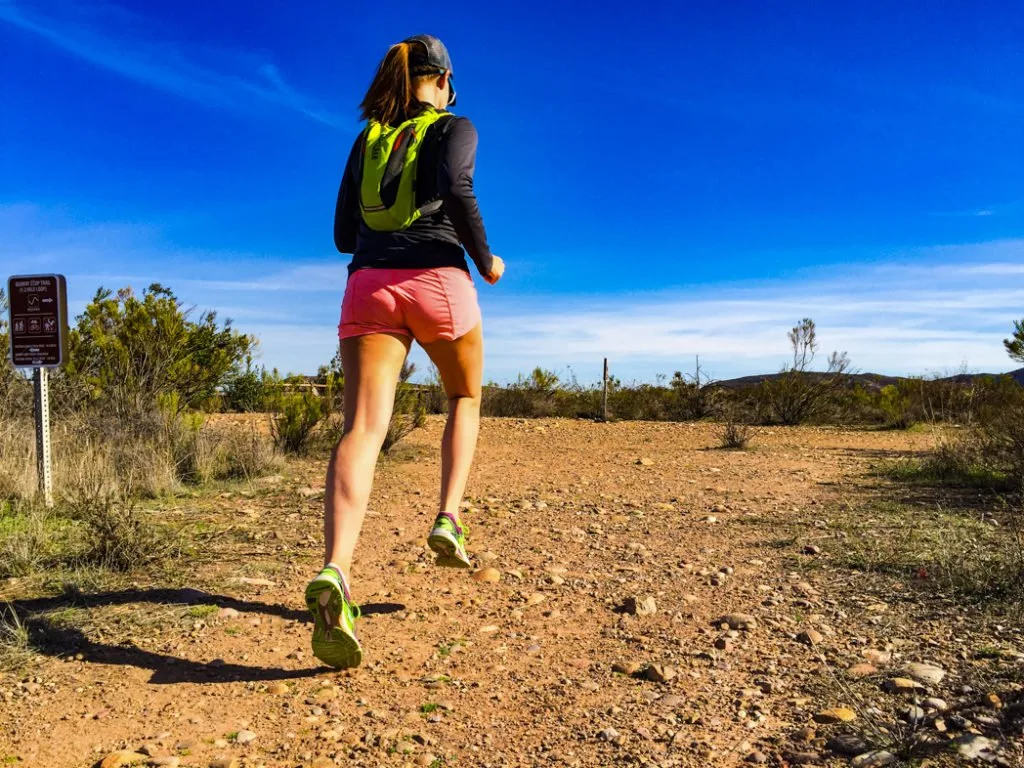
[305,34,504,669]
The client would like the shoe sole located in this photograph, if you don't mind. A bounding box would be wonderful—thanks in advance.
[428,529,472,569]
[305,577,362,669]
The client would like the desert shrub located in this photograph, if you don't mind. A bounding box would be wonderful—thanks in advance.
[717,399,756,449]
[223,361,270,413]
[757,319,852,425]
[271,393,324,455]
[382,361,427,454]
[59,283,253,417]
[0,604,32,671]
[220,427,281,479]
[66,495,175,571]
[879,383,915,429]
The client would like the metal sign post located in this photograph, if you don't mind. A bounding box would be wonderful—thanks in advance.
[8,274,68,507]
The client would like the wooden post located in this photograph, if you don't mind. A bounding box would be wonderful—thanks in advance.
[602,358,609,422]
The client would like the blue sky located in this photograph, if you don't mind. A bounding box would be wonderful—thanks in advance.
[2,0,1022,384]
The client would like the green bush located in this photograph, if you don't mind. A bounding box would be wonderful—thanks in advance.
[382,362,427,454]
[271,393,324,455]
[879,383,915,429]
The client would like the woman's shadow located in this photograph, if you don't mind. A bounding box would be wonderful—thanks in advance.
[5,586,404,684]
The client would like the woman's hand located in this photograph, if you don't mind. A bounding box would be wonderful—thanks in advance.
[483,255,505,285]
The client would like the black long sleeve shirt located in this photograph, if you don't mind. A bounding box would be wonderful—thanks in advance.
[334,112,494,277]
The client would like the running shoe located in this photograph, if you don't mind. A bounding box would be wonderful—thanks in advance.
[304,565,362,669]
[427,511,472,569]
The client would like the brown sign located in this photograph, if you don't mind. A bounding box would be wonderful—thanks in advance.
[8,274,69,368]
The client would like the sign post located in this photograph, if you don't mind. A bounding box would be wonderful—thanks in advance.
[7,274,69,507]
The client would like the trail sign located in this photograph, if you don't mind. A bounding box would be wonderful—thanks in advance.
[8,274,69,368]
[7,274,68,507]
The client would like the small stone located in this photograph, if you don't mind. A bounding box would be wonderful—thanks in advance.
[622,595,658,617]
[415,756,437,767]
[862,649,891,665]
[902,706,926,725]
[660,695,684,708]
[149,759,180,768]
[715,638,732,651]
[100,752,149,768]
[636,458,654,466]
[903,662,945,686]
[848,663,878,679]
[883,677,925,694]
[851,751,897,768]
[212,740,228,749]
[268,682,289,695]
[813,707,857,724]
[797,629,824,647]
[395,741,416,755]
[802,545,821,555]
[612,661,642,676]
[314,687,338,703]
[209,760,239,768]
[923,697,948,712]
[526,593,546,606]
[234,730,256,745]
[216,607,240,620]
[745,751,768,764]
[794,727,817,742]
[826,734,869,756]
[645,664,677,684]
[984,692,1002,709]
[472,567,501,584]
[598,727,621,741]
[717,613,757,631]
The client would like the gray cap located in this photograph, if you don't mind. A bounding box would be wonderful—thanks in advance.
[403,34,457,106]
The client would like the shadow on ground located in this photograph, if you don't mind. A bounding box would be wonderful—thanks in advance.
[4,587,404,684]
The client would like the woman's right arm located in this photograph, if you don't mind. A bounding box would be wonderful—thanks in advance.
[333,138,362,254]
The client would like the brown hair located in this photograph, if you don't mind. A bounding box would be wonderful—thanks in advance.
[359,42,437,126]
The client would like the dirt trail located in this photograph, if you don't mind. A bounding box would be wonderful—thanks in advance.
[6,419,1015,768]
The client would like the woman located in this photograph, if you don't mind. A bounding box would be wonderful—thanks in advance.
[305,34,504,669]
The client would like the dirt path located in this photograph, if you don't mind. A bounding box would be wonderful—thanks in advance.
[3,419,1019,768]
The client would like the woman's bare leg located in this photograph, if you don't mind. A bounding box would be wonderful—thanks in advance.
[421,323,484,516]
[324,332,411,576]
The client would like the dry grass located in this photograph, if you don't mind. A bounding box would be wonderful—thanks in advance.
[0,605,33,672]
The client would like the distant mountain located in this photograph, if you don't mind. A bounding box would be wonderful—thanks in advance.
[712,368,1024,390]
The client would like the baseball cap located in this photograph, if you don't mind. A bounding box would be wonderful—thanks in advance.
[403,34,457,106]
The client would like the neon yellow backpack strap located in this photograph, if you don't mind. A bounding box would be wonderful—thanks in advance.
[359,108,453,232]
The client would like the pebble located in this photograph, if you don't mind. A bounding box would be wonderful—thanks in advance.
[598,727,621,741]
[415,756,437,767]
[216,608,240,620]
[902,705,927,725]
[99,752,149,768]
[150,759,180,768]
[526,593,546,606]
[802,545,822,555]
[883,677,925,694]
[645,664,677,684]
[612,661,642,676]
[923,697,948,712]
[623,595,658,617]
[660,695,685,708]
[472,567,501,583]
[313,687,338,703]
[797,629,824,647]
[903,662,945,686]
[862,649,891,665]
[234,730,257,745]
[851,751,897,768]
[636,458,654,466]
[209,760,239,768]
[826,734,869,756]
[717,613,758,631]
[847,663,878,679]
[715,638,732,651]
[268,682,289,695]
[813,707,856,724]
[745,752,768,764]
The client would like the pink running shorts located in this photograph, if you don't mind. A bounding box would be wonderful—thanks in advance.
[338,267,482,343]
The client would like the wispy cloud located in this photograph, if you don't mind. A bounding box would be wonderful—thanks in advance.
[2,203,1023,381]
[0,1,344,127]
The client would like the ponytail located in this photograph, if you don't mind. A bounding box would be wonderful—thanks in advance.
[359,43,414,125]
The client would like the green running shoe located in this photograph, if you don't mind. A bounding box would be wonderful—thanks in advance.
[304,565,362,669]
[427,511,472,569]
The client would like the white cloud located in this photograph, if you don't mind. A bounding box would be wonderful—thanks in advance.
[2,203,1022,383]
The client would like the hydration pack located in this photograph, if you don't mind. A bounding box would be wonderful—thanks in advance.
[358,107,453,232]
